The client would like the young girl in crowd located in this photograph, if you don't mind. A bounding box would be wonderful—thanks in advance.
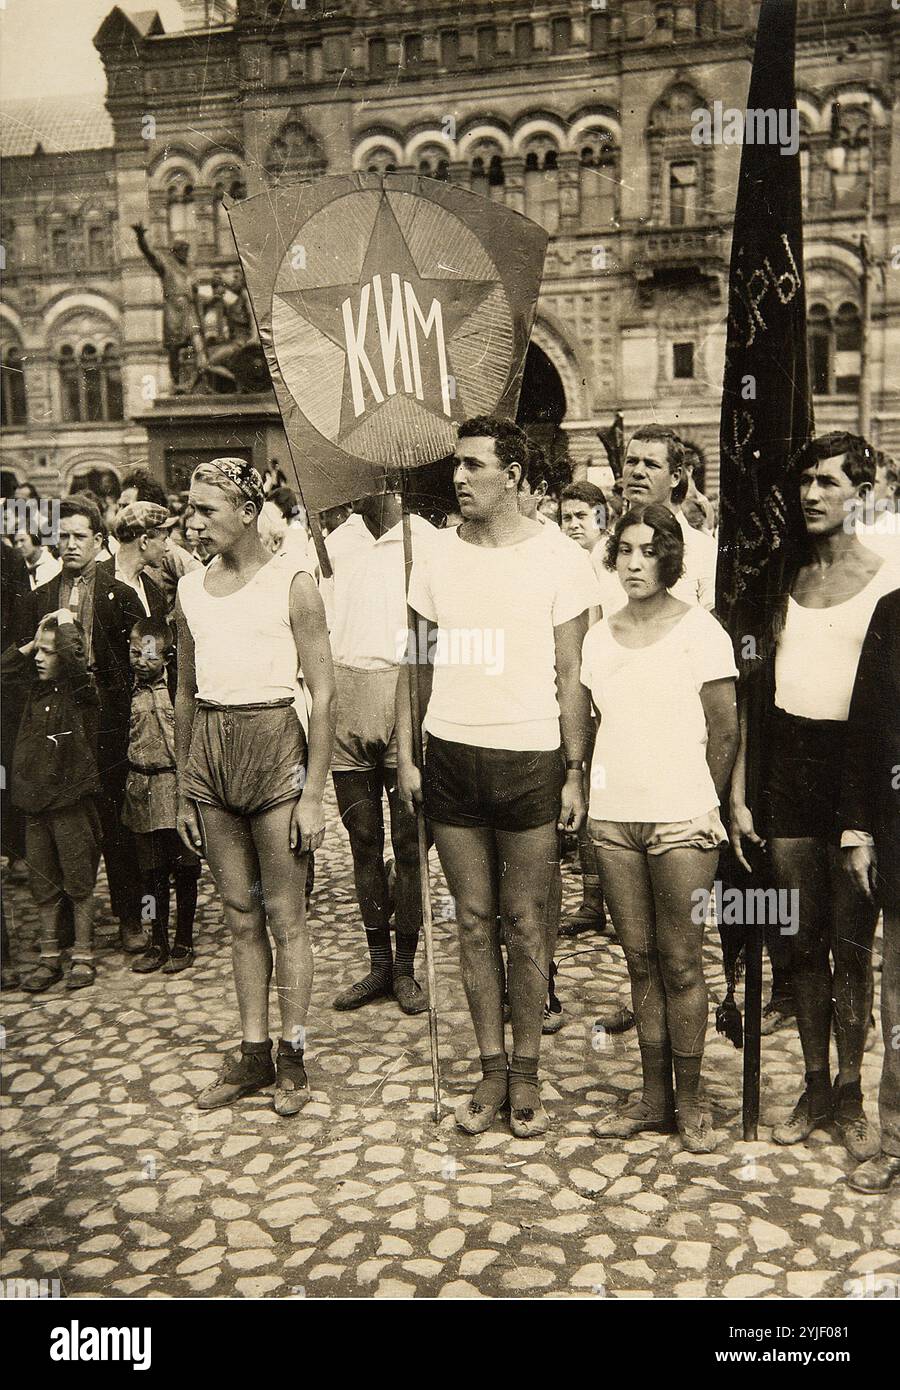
[123,615,200,974]
[3,611,102,991]
[580,505,739,1152]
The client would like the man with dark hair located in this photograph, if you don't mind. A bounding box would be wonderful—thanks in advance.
[841,590,900,1191]
[13,526,61,589]
[19,494,147,953]
[397,415,600,1137]
[731,434,900,1159]
[560,481,608,561]
[100,502,169,626]
[116,469,199,614]
[618,425,717,611]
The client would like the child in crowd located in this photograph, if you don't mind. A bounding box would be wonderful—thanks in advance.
[3,611,102,991]
[123,616,200,974]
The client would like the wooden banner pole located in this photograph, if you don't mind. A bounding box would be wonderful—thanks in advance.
[400,470,442,1123]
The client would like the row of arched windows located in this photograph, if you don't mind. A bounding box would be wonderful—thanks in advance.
[163,173,247,254]
[0,343,124,428]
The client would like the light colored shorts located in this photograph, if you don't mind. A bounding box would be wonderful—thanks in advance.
[332,665,399,774]
[589,809,727,856]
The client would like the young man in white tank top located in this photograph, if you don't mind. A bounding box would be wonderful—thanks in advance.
[731,433,900,1160]
[174,458,336,1116]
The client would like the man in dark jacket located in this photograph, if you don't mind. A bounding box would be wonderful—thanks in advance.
[841,589,900,1192]
[19,495,147,952]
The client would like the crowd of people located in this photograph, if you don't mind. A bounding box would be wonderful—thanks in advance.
[1,421,898,1190]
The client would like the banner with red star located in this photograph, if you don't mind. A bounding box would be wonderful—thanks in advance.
[227,173,548,511]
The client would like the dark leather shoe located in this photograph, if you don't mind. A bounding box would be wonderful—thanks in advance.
[197,1044,275,1110]
[847,1154,900,1193]
[393,973,428,1015]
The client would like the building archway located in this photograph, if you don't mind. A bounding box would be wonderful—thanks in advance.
[516,342,568,469]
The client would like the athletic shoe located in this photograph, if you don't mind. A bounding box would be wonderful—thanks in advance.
[542,1001,564,1034]
[677,1112,723,1153]
[772,1085,833,1145]
[393,973,428,1015]
[833,1080,880,1162]
[332,971,392,1011]
[197,1043,275,1110]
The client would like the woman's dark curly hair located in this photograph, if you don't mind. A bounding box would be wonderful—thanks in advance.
[604,503,685,590]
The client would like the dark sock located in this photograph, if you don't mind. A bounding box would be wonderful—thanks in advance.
[639,1039,675,1115]
[471,1052,508,1109]
[241,1039,272,1056]
[277,1040,308,1087]
[806,1068,832,1113]
[173,866,198,951]
[672,1052,703,1115]
[365,928,393,978]
[146,867,170,954]
[770,965,793,1003]
[393,929,419,978]
[509,1052,541,1113]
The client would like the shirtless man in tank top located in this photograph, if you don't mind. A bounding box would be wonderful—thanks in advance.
[174,458,336,1115]
[731,433,900,1160]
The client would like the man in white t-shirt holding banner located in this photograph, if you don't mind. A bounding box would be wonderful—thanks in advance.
[397,416,600,1138]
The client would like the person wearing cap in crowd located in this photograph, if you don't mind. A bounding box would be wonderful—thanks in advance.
[114,469,200,616]
[174,457,336,1117]
[98,502,170,629]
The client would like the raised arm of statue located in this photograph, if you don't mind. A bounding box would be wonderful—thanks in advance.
[131,222,165,279]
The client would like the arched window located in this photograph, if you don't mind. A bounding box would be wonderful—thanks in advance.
[213,171,247,254]
[580,136,619,228]
[166,180,196,242]
[471,155,487,196]
[59,343,124,423]
[808,305,832,396]
[524,145,560,234]
[834,302,862,394]
[1,345,28,427]
[365,148,398,175]
[50,223,71,268]
[86,220,107,269]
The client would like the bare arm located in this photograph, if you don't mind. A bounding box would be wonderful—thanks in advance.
[396,609,435,813]
[727,695,765,872]
[289,571,336,852]
[132,222,165,279]
[555,612,591,831]
[174,594,202,853]
[699,676,739,802]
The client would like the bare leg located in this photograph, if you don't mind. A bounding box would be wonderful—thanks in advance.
[197,803,269,1043]
[496,821,560,1062]
[649,847,718,1127]
[250,802,313,1047]
[432,822,502,1055]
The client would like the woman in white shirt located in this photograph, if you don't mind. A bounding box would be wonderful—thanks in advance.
[581,505,739,1152]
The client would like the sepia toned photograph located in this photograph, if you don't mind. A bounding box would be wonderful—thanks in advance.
[0,0,897,1344]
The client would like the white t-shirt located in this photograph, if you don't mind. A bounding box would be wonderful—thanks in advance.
[775,559,900,722]
[178,549,314,704]
[590,509,717,616]
[580,604,738,822]
[330,513,437,669]
[321,512,375,630]
[408,521,601,750]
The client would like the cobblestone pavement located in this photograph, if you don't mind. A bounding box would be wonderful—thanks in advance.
[2,785,898,1300]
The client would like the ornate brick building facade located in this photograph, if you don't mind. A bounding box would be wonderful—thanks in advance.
[2,0,898,500]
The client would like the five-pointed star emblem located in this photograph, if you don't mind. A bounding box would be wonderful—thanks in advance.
[274,193,497,444]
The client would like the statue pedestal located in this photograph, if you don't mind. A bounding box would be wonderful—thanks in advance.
[135,392,292,494]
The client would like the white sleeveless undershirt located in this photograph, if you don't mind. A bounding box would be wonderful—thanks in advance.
[775,560,900,722]
[178,551,309,704]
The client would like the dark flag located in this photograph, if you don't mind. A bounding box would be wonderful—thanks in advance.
[715,0,814,1137]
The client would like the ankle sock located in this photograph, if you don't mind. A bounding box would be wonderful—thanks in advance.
[393,929,419,979]
[639,1039,675,1115]
[509,1053,541,1114]
[472,1052,508,1109]
[241,1039,272,1056]
[365,928,393,978]
[277,1040,308,1087]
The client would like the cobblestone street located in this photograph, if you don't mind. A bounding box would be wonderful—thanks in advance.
[2,786,898,1300]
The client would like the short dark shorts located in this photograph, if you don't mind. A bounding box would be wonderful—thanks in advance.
[762,706,846,842]
[182,699,308,818]
[423,735,564,832]
[26,798,102,906]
